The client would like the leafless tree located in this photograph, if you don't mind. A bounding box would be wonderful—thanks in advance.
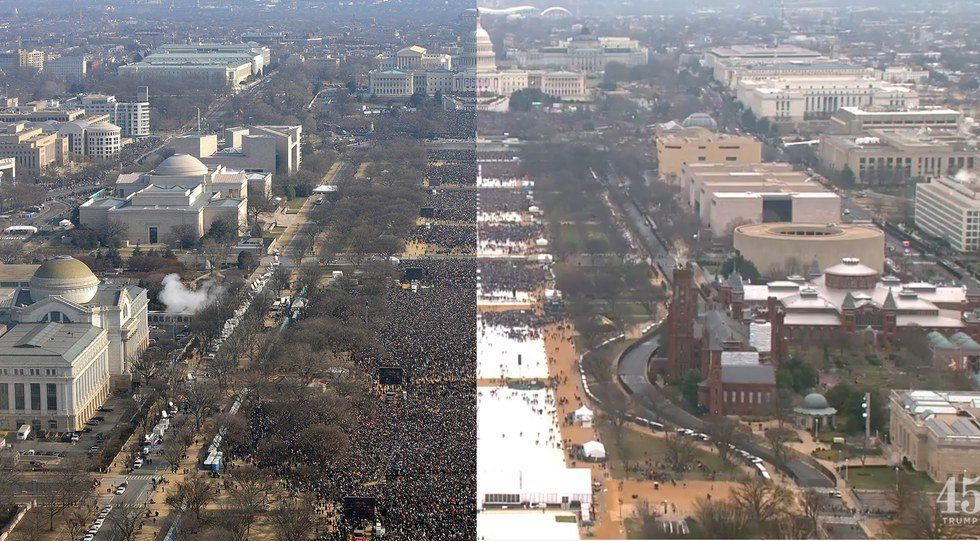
[764,427,795,468]
[692,498,752,539]
[64,497,98,540]
[663,431,697,472]
[166,475,215,525]
[705,415,741,466]
[225,465,275,540]
[106,504,144,541]
[183,380,223,431]
[729,476,795,537]
[34,459,93,530]
[271,497,317,541]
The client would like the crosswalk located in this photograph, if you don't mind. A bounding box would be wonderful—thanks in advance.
[127,473,157,481]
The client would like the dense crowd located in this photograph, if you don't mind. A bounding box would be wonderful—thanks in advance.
[411,224,476,252]
[479,223,541,244]
[478,260,546,292]
[426,189,478,222]
[335,258,477,538]
[425,162,478,186]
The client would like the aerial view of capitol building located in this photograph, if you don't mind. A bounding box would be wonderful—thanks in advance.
[369,20,591,109]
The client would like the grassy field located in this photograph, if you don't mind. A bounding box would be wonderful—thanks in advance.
[286,196,308,210]
[844,465,941,491]
[595,418,740,481]
[557,221,612,253]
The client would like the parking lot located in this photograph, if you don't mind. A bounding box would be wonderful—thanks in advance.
[6,396,135,471]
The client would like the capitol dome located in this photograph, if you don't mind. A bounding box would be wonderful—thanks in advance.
[153,154,209,177]
[802,393,829,410]
[29,256,100,304]
[682,113,718,131]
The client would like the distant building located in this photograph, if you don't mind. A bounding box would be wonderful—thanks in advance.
[368,22,588,102]
[828,106,962,134]
[0,49,45,71]
[44,55,88,79]
[79,94,151,138]
[0,157,13,184]
[80,154,248,245]
[655,127,762,182]
[720,257,977,340]
[120,43,269,86]
[174,125,301,177]
[703,44,822,72]
[915,175,980,253]
[819,129,979,184]
[889,390,980,482]
[736,76,918,124]
[881,66,930,85]
[0,122,67,173]
[679,162,839,235]
[515,28,649,73]
[734,223,886,277]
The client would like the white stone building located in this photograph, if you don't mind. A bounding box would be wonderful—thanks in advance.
[173,125,301,177]
[736,76,919,124]
[0,256,150,432]
[80,154,248,245]
[79,94,151,138]
[915,175,980,253]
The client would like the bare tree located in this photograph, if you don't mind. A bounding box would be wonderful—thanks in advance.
[271,497,317,541]
[183,380,222,431]
[730,477,795,537]
[106,504,144,541]
[166,475,215,525]
[34,459,93,530]
[705,415,741,466]
[692,498,752,539]
[663,431,697,472]
[64,497,98,540]
[226,465,275,540]
[764,427,795,468]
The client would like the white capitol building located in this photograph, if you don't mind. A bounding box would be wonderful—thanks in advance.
[0,257,149,433]
[369,21,588,105]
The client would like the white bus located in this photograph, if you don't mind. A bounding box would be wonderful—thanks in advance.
[16,424,31,441]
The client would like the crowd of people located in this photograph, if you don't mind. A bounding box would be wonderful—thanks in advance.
[479,223,541,244]
[411,224,476,252]
[427,188,477,222]
[479,259,546,293]
[426,162,478,186]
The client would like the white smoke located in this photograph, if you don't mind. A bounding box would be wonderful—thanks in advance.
[159,273,224,314]
[954,170,978,183]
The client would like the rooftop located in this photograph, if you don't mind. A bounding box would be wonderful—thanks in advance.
[0,322,105,366]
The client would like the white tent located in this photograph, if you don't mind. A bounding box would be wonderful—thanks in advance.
[582,440,606,460]
[535,238,549,247]
[573,405,594,427]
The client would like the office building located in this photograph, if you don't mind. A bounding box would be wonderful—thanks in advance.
[79,93,151,138]
[44,55,88,79]
[828,106,962,134]
[174,125,301,177]
[889,390,980,482]
[703,44,822,71]
[915,175,980,253]
[0,123,67,173]
[819,129,979,184]
[736,76,918,124]
[656,127,762,182]
[0,49,45,71]
[120,43,269,86]
[712,59,873,90]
